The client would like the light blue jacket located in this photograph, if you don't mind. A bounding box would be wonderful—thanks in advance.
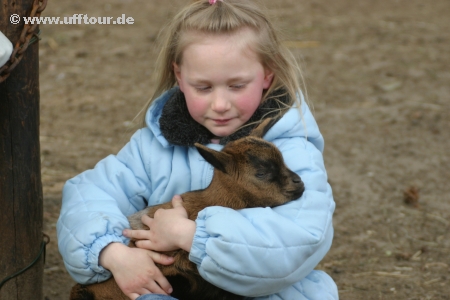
[57,88,338,299]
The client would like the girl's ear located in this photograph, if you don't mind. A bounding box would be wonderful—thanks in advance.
[263,69,274,89]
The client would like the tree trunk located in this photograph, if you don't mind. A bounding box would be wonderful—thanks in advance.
[0,0,44,299]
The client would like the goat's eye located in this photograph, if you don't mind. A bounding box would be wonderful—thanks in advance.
[255,172,267,179]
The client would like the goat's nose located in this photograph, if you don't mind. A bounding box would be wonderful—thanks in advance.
[291,173,302,184]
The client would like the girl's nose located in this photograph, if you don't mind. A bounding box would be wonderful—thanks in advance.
[211,91,231,113]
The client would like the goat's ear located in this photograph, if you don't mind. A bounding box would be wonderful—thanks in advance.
[194,143,230,174]
[250,116,281,138]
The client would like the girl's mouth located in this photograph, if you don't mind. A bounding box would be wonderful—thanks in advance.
[212,118,232,125]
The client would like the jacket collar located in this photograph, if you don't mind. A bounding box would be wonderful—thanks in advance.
[157,87,290,146]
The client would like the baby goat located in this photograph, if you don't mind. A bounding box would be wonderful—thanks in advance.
[70,117,305,300]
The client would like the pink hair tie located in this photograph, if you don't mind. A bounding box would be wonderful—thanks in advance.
[209,0,222,4]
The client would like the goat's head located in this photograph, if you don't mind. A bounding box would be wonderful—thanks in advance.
[195,118,305,208]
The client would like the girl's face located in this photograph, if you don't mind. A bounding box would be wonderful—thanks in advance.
[173,30,274,138]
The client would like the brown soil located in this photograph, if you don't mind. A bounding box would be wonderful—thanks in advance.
[39,0,450,299]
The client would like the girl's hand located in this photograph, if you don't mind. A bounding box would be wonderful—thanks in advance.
[123,195,196,252]
[99,243,174,300]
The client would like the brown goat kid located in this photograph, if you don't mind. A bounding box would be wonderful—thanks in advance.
[70,117,305,300]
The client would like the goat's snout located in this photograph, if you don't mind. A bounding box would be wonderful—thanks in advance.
[291,172,301,184]
[288,171,304,199]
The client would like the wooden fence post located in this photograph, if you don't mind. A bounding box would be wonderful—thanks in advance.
[0,0,44,299]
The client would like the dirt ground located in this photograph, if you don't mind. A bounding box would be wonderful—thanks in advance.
[38,0,450,299]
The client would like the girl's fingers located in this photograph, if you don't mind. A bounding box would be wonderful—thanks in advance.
[138,276,170,295]
[142,260,173,295]
[129,284,170,299]
[123,229,150,239]
[148,250,175,265]
[129,292,140,300]
[137,288,153,297]
[135,240,152,249]
[171,195,184,207]
[154,276,173,295]
[141,214,153,226]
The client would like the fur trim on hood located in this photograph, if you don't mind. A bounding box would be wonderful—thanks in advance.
[159,88,290,146]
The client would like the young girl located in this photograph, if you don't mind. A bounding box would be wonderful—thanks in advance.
[57,1,338,299]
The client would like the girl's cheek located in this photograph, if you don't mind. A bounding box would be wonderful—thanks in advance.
[186,97,208,118]
[239,90,262,112]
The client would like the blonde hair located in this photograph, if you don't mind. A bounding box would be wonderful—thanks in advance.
[139,0,305,126]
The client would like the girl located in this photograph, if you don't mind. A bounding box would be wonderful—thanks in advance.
[57,1,338,299]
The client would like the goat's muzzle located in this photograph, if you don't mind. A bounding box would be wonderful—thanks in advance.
[287,171,305,200]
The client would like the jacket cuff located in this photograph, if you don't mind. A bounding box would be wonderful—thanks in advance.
[87,234,128,280]
[189,217,209,266]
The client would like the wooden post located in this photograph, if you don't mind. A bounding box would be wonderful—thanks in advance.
[0,0,44,299]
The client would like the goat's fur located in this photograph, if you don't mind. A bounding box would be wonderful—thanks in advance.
[70,117,304,300]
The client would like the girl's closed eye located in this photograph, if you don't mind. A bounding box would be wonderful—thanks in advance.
[230,84,246,90]
[195,86,211,92]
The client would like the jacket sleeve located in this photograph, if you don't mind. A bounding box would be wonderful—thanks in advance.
[56,129,152,284]
[189,112,335,297]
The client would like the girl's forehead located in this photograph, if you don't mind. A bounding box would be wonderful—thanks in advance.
[179,28,259,60]
[185,27,256,42]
